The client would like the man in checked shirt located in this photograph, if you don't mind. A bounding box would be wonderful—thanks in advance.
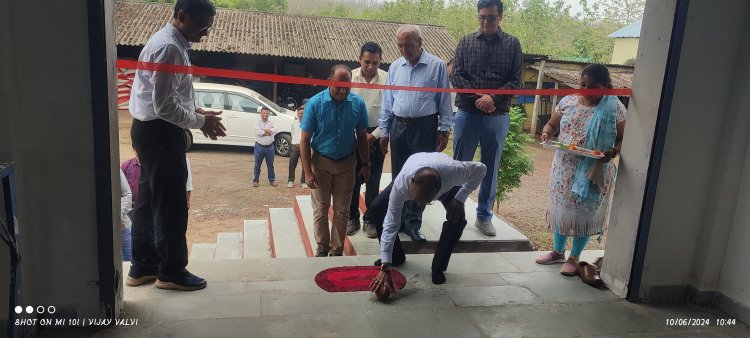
[451,0,522,237]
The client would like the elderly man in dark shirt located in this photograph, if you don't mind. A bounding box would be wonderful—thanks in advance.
[450,0,522,237]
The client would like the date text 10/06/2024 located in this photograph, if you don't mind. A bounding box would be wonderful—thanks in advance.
[666,318,736,326]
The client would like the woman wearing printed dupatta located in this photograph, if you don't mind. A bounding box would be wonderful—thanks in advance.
[535,64,627,276]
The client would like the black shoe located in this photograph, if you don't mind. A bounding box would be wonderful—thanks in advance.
[329,252,343,257]
[125,265,158,286]
[155,270,207,291]
[315,250,329,257]
[406,228,427,242]
[347,218,361,236]
[373,258,405,267]
[432,271,446,285]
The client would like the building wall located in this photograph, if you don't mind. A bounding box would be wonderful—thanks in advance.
[0,0,16,322]
[611,38,640,64]
[718,134,750,312]
[600,0,677,297]
[604,2,750,324]
[639,0,747,293]
[714,14,750,315]
[0,0,120,322]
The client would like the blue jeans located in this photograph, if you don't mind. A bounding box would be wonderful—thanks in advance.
[453,111,511,222]
[253,143,276,182]
[122,227,132,261]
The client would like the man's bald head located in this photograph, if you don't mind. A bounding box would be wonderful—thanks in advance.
[328,64,352,102]
[409,167,442,206]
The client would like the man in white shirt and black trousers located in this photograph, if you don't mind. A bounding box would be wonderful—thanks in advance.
[127,0,225,291]
[369,152,486,288]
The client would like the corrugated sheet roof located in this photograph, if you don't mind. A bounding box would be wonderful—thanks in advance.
[115,1,457,63]
[608,19,642,38]
[530,65,633,89]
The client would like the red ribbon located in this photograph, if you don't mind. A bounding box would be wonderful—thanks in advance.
[116,59,632,96]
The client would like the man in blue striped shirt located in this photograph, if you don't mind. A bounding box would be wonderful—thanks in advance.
[378,25,454,242]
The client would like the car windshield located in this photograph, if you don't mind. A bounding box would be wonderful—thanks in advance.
[256,95,286,113]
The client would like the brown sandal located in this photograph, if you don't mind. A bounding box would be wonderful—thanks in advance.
[577,261,603,287]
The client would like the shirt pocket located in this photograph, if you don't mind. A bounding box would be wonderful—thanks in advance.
[415,76,438,102]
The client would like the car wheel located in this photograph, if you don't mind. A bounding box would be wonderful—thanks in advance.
[275,133,291,157]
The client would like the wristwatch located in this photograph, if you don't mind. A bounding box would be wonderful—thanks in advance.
[362,162,372,167]
[439,130,450,138]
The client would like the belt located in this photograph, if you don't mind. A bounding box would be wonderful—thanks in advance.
[255,143,274,147]
[316,151,354,162]
[394,113,438,124]
[479,111,509,116]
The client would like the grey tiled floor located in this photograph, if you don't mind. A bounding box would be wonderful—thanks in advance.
[39,251,750,337]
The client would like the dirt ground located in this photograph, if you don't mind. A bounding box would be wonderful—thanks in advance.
[118,110,606,250]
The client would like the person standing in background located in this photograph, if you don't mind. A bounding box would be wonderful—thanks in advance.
[348,42,388,238]
[253,107,277,187]
[288,105,307,188]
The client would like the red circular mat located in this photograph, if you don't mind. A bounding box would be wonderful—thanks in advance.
[314,266,407,292]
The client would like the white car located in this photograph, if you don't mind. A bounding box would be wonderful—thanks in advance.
[189,83,296,157]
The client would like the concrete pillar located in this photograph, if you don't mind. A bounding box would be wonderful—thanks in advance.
[0,0,121,328]
[600,0,677,298]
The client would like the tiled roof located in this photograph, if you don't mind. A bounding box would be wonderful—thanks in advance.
[608,19,642,38]
[529,65,633,89]
[115,1,457,63]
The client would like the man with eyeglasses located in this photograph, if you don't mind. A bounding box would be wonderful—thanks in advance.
[127,0,225,291]
[450,0,522,237]
[347,42,388,238]
[368,152,486,285]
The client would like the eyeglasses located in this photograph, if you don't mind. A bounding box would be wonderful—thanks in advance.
[197,25,212,35]
[477,15,499,22]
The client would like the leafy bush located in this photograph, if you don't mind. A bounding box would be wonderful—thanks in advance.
[496,105,535,202]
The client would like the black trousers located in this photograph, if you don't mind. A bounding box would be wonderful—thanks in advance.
[372,183,465,271]
[389,114,439,231]
[130,119,189,275]
[349,134,386,222]
[288,144,305,183]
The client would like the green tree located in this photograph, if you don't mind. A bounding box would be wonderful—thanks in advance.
[310,0,638,64]
[602,0,645,26]
[496,105,535,202]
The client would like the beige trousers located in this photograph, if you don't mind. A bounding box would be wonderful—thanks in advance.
[311,151,356,255]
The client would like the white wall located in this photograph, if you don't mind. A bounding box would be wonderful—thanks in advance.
[0,0,121,320]
[604,1,750,317]
[715,15,750,313]
[692,8,750,294]
[718,136,750,311]
[639,0,748,294]
[601,0,676,297]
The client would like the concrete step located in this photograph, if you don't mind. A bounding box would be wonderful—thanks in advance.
[293,196,358,256]
[189,243,216,261]
[215,232,243,260]
[243,220,273,259]
[269,208,308,258]
[293,195,317,256]
[351,173,533,254]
